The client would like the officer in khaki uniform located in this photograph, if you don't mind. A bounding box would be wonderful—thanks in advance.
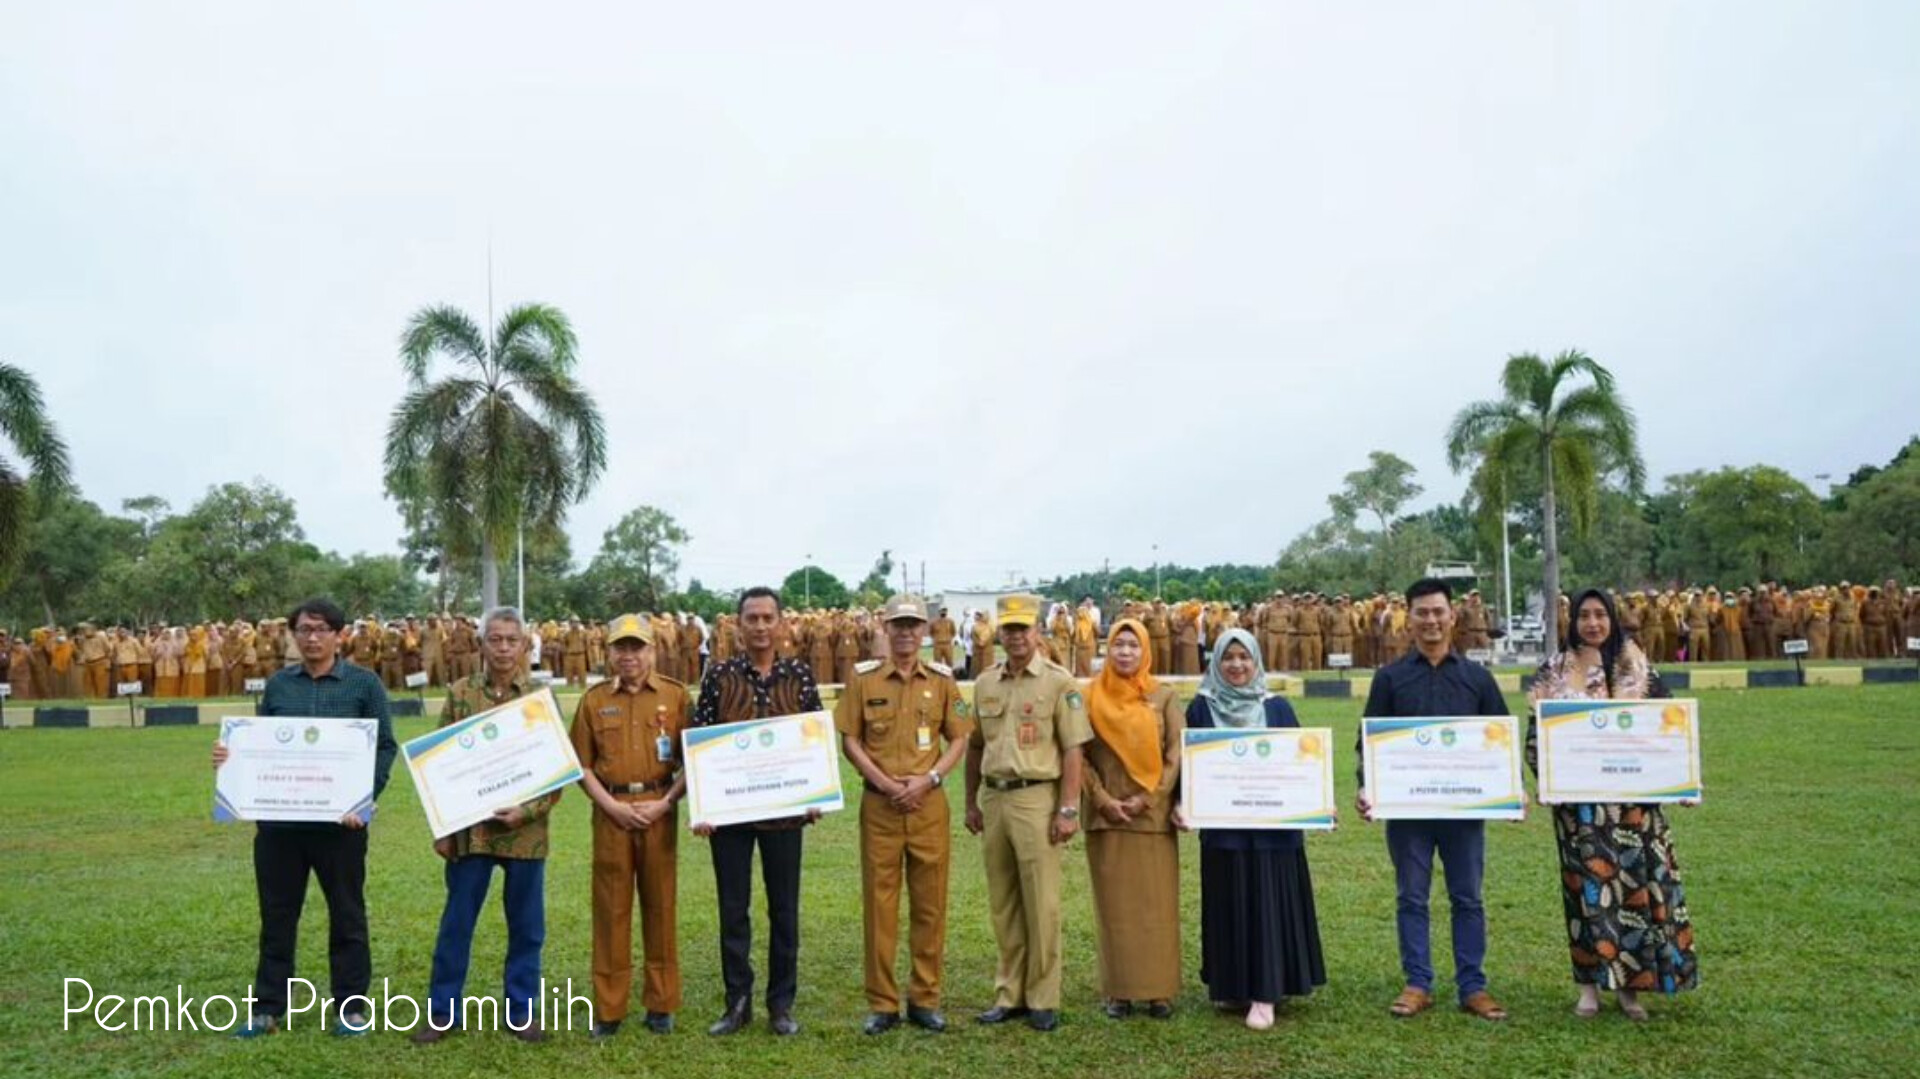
[836,595,973,1035]
[929,609,958,668]
[964,593,1091,1033]
[571,614,689,1038]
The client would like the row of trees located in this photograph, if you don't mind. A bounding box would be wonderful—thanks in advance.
[0,481,708,628]
[3,326,1912,628]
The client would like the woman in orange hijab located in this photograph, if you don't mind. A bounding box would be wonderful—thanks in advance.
[1082,617,1184,1019]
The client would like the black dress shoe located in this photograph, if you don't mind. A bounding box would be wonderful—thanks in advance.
[1103,1000,1132,1020]
[769,1009,800,1037]
[1145,1001,1174,1020]
[1027,1009,1059,1032]
[589,1019,622,1041]
[975,1005,1031,1025]
[707,1001,751,1037]
[906,1005,947,1033]
[409,1023,457,1045]
[644,1011,674,1035]
[861,1012,900,1036]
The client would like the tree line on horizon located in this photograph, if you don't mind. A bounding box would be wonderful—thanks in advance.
[2,319,1914,629]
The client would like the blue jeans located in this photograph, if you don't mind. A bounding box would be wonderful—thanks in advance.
[427,855,546,1027]
[1385,820,1487,1000]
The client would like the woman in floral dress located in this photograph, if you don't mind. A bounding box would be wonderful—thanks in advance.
[1527,588,1699,1021]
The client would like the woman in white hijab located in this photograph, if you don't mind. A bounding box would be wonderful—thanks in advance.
[1178,628,1327,1030]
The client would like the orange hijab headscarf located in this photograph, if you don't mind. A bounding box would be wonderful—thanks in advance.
[1087,618,1163,793]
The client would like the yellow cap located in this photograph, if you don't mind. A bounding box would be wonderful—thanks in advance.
[607,613,652,645]
[996,593,1041,628]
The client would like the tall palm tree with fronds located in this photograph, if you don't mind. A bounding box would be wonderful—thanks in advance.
[1446,351,1645,619]
[0,362,73,577]
[384,304,606,612]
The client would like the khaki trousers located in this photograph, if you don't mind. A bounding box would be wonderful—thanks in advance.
[590,795,680,1021]
[980,782,1064,1010]
[860,791,951,1011]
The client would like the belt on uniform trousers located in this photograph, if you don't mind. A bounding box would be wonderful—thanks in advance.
[982,776,1049,792]
[602,778,669,795]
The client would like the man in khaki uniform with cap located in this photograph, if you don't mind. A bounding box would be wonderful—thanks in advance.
[964,593,1090,1033]
[572,613,689,1038]
[836,595,972,1035]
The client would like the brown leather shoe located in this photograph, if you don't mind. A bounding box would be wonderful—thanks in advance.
[410,1023,457,1045]
[508,1020,548,1043]
[1388,987,1432,1018]
[1459,991,1509,1021]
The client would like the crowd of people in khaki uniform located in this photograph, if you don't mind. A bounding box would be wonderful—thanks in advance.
[6,578,1916,703]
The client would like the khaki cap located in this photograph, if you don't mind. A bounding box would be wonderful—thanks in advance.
[882,594,930,623]
[996,594,1042,628]
[607,613,652,645]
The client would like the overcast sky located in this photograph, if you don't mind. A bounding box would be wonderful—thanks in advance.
[4,2,1915,592]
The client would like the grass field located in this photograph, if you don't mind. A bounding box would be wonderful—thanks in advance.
[2,685,1915,1079]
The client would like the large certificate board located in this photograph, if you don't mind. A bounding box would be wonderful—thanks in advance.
[214,716,378,824]
[1535,698,1701,804]
[682,711,844,828]
[401,688,584,838]
[1361,716,1525,820]
[1181,727,1336,830]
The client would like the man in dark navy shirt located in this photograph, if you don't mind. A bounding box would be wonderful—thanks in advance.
[1355,578,1517,1023]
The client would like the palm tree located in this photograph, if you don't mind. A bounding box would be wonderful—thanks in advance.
[0,362,73,576]
[384,304,606,612]
[1446,350,1645,617]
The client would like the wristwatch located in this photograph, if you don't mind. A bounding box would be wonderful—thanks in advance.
[929,770,944,788]
[1056,805,1080,820]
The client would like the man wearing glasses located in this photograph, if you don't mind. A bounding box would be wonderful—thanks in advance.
[413,606,558,1044]
[212,598,396,1037]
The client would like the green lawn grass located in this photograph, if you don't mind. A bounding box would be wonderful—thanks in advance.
[2,685,1915,1078]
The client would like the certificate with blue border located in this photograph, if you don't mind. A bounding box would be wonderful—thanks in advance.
[1535,698,1701,804]
[214,716,378,824]
[682,712,844,828]
[401,688,583,838]
[1362,716,1525,820]
[1182,727,1337,830]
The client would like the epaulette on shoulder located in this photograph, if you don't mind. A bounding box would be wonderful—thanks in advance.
[927,661,953,677]
[854,659,883,675]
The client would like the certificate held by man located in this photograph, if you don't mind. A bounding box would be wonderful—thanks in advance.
[401,687,583,839]
[1361,716,1525,820]
[214,716,379,824]
[682,711,844,828]
[1535,698,1702,804]
[1181,727,1337,829]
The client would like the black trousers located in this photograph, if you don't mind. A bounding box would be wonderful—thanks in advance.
[709,825,802,1011]
[252,824,371,1016]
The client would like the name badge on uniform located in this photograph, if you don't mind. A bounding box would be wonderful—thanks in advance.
[916,724,932,751]
[656,733,675,763]
[1019,721,1038,748]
